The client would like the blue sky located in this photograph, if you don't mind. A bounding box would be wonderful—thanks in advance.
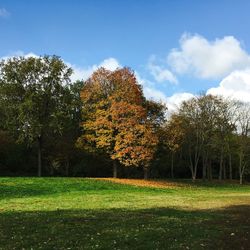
[1,0,250,109]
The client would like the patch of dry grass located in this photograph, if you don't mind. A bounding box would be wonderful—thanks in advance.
[94,178,189,189]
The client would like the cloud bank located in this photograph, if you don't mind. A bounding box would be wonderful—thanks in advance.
[168,34,250,79]
[68,57,120,82]
[207,69,250,102]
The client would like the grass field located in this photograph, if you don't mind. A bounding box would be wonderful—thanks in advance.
[0,178,249,249]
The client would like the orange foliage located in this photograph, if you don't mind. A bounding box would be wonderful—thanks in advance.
[77,67,158,168]
[94,178,188,189]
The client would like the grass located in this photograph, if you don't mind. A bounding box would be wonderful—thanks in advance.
[0,177,249,249]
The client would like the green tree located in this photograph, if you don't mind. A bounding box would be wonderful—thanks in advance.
[0,55,72,176]
[46,80,84,176]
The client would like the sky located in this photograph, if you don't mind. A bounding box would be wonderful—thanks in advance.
[1,0,250,111]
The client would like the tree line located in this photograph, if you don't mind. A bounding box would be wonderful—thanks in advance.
[0,55,249,183]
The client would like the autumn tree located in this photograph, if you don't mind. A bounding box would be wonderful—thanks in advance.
[77,67,161,178]
[0,55,73,176]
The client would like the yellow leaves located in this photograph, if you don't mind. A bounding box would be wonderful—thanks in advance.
[78,67,161,167]
[112,122,158,167]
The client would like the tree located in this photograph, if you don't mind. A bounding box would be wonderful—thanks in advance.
[0,55,72,176]
[164,113,185,178]
[178,96,204,180]
[44,80,84,176]
[235,102,250,184]
[177,94,234,181]
[77,67,161,178]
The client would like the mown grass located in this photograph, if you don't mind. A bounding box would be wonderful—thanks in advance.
[0,177,249,249]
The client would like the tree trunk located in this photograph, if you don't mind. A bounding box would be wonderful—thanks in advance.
[219,148,223,180]
[202,163,206,180]
[113,161,117,178]
[202,152,207,180]
[171,153,174,179]
[229,153,232,180]
[192,174,196,181]
[223,161,226,180]
[37,137,42,177]
[239,154,245,185]
[189,163,197,181]
[193,159,199,182]
[239,174,243,185]
[144,167,149,180]
[65,158,69,176]
[207,159,212,181]
[189,147,195,181]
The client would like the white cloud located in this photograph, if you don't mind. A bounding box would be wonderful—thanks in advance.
[147,56,178,84]
[135,71,193,113]
[144,86,168,102]
[143,85,194,114]
[134,70,168,102]
[0,8,10,18]
[143,87,194,114]
[99,58,120,71]
[69,57,120,82]
[207,69,250,102]
[166,92,194,113]
[168,34,250,79]
[68,65,93,82]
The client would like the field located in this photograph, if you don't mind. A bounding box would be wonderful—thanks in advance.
[0,178,249,249]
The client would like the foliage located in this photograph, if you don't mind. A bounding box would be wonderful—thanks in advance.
[0,56,79,176]
[77,68,163,176]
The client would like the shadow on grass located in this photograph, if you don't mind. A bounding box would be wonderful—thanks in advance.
[0,205,249,250]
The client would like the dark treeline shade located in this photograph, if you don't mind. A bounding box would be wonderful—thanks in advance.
[0,56,249,183]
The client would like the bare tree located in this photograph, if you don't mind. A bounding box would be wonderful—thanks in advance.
[235,102,250,184]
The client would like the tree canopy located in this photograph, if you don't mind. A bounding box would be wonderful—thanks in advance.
[0,55,75,176]
[77,67,164,178]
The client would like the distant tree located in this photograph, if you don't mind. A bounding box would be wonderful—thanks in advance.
[0,55,73,176]
[77,67,161,178]
[178,97,203,180]
[163,113,185,178]
[235,102,250,184]
[177,94,234,180]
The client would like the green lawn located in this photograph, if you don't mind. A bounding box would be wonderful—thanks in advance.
[0,178,249,249]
